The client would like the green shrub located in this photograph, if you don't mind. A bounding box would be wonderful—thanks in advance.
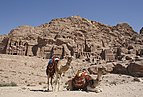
[0,82,17,87]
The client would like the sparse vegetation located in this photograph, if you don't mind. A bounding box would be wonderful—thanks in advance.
[43,86,47,89]
[27,84,30,86]
[109,81,117,85]
[39,82,42,85]
[24,62,27,66]
[0,82,17,87]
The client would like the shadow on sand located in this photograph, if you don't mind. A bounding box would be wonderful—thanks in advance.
[30,89,52,92]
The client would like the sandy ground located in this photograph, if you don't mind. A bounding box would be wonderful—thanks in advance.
[0,80,143,97]
[0,54,143,97]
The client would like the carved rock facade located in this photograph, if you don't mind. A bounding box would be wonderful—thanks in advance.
[0,16,143,61]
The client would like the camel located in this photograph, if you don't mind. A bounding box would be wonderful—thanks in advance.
[66,67,106,93]
[46,57,60,91]
[54,56,72,91]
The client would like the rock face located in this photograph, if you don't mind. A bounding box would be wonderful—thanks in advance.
[140,27,143,34]
[112,63,128,74]
[0,16,143,60]
[0,34,8,54]
[127,60,143,77]
[1,16,143,79]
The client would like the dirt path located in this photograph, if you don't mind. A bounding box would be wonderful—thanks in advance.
[0,81,143,97]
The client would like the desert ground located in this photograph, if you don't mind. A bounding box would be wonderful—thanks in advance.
[0,54,143,97]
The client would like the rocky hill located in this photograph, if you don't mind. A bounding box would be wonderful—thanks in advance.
[0,16,143,59]
[6,16,141,46]
[1,16,142,51]
[1,16,143,97]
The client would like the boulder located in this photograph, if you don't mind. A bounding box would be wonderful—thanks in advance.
[112,63,128,74]
[87,63,114,75]
[127,61,143,77]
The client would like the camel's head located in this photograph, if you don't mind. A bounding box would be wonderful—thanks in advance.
[98,66,106,74]
[53,57,60,64]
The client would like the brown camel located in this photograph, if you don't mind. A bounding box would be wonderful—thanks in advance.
[46,57,59,91]
[66,67,106,93]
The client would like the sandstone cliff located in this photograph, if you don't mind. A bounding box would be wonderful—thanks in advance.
[0,16,143,58]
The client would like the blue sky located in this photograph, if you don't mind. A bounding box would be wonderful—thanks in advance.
[0,0,143,35]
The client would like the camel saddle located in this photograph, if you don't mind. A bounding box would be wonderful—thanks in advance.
[72,72,92,90]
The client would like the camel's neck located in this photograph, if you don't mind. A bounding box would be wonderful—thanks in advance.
[58,59,72,75]
[66,61,71,66]
[96,70,103,83]
[64,58,72,67]
[61,59,71,70]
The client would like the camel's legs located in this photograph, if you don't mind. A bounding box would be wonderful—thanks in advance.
[47,75,50,91]
[50,77,53,91]
[53,72,58,91]
[57,75,61,91]
[53,72,61,91]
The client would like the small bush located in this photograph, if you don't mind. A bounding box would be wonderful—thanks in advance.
[39,82,42,85]
[109,81,117,85]
[27,84,30,86]
[0,82,17,87]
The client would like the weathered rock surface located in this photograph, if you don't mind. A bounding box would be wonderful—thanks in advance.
[140,27,143,34]
[0,16,143,76]
[111,63,128,74]
[127,60,143,77]
[0,16,143,58]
